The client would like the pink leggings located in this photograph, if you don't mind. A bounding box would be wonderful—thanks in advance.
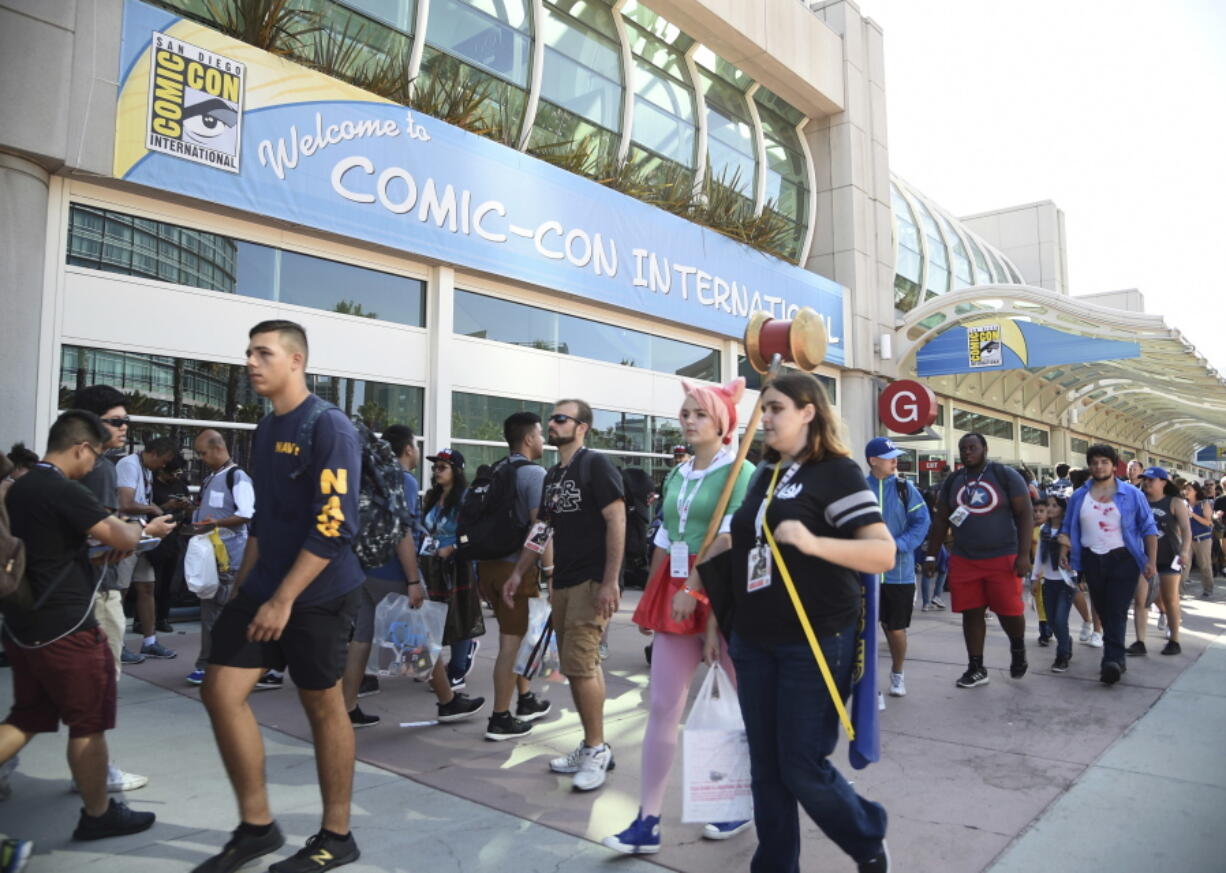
[639,630,737,817]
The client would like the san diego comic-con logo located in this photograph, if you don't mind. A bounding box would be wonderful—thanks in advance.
[145,32,245,173]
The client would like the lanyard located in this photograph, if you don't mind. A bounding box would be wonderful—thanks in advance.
[674,448,728,536]
[202,462,234,492]
[754,461,800,544]
[34,461,65,479]
[961,464,990,505]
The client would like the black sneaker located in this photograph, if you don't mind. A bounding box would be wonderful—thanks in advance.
[857,840,890,872]
[269,830,359,873]
[191,823,285,873]
[1126,641,1147,656]
[438,693,485,723]
[516,692,553,723]
[1161,640,1182,655]
[348,706,380,728]
[1052,655,1070,673]
[156,619,174,634]
[72,798,156,841]
[357,674,380,698]
[1101,661,1123,685]
[956,666,989,688]
[1037,635,1051,647]
[1010,647,1028,679]
[256,671,284,690]
[484,711,533,741]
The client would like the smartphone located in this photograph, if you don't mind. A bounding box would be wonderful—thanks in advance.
[88,536,162,558]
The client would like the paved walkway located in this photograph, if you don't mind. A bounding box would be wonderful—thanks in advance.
[3,588,1225,872]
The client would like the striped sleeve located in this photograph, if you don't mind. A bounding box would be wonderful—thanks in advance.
[821,458,885,532]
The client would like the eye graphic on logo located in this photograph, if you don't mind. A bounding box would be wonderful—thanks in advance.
[182,97,238,143]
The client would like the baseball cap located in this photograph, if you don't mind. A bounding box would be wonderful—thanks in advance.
[865,437,905,460]
[426,447,466,469]
[672,445,689,456]
[1139,466,1169,481]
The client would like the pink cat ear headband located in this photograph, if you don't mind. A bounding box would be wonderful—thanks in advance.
[681,378,746,445]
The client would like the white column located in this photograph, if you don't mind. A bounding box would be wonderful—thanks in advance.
[407,0,430,85]
[426,264,455,453]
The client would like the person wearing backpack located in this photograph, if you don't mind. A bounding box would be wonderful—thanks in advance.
[461,412,552,741]
[197,320,365,873]
[185,429,255,687]
[2,410,176,841]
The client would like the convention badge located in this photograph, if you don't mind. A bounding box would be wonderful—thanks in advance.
[949,505,970,527]
[523,521,552,554]
[669,541,690,578]
[747,544,773,592]
[419,535,438,557]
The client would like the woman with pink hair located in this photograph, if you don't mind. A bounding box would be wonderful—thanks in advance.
[603,378,757,855]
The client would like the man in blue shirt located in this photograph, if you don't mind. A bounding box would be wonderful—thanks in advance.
[197,320,364,873]
[865,438,930,699]
[1059,444,1158,686]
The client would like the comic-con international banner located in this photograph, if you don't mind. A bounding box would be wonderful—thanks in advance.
[114,0,846,360]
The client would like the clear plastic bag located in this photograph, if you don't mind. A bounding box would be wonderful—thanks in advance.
[682,663,753,823]
[514,597,560,679]
[368,594,447,679]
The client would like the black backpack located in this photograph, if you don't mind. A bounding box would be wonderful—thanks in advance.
[287,399,412,570]
[456,456,534,560]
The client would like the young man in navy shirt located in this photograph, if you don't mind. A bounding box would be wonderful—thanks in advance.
[196,320,364,873]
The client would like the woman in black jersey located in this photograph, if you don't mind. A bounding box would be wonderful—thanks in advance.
[720,373,895,873]
[1135,469,1190,656]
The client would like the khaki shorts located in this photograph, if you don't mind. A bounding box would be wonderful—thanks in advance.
[477,561,539,638]
[115,553,155,590]
[550,580,608,679]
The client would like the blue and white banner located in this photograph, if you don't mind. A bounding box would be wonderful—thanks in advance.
[916,317,1140,377]
[114,0,846,362]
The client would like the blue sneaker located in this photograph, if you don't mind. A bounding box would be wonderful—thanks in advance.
[186,669,206,686]
[702,820,752,840]
[1,838,33,873]
[602,812,661,854]
[140,641,177,659]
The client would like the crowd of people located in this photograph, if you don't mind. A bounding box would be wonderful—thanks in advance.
[2,316,1224,873]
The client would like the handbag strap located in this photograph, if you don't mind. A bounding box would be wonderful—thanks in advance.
[760,467,855,740]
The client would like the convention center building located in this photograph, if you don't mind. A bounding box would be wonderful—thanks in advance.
[2,0,1223,485]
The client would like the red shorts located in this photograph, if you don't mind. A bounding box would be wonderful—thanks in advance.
[947,554,1024,616]
[4,626,117,738]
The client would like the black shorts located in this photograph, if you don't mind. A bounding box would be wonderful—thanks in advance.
[879,583,915,631]
[208,588,360,690]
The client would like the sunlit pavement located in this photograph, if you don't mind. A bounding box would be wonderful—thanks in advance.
[4,586,1225,872]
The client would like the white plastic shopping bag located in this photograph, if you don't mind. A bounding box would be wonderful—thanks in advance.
[183,534,220,600]
[682,663,753,823]
[514,597,551,677]
[368,594,447,679]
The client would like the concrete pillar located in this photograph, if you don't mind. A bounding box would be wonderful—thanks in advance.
[425,264,455,453]
[0,152,50,451]
[840,370,878,460]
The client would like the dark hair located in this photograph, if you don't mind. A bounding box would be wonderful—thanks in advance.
[382,424,416,458]
[1069,468,1089,489]
[249,319,309,363]
[1055,463,1070,478]
[73,384,126,416]
[1045,495,1068,512]
[761,372,849,464]
[554,398,593,426]
[47,409,107,454]
[1086,444,1118,465]
[1185,481,1206,501]
[424,465,468,515]
[144,436,178,458]
[7,442,39,471]
[959,432,988,450]
[504,411,541,447]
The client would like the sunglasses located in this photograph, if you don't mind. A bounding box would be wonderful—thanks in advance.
[101,417,131,428]
[549,413,585,425]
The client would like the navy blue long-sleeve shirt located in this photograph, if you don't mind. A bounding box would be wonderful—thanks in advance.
[245,394,364,606]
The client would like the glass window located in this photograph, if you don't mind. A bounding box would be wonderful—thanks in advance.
[537,1,622,131]
[937,212,973,290]
[630,60,695,166]
[952,409,1014,440]
[736,358,837,403]
[1070,437,1089,456]
[67,205,425,327]
[912,198,949,299]
[699,69,756,200]
[454,290,720,379]
[426,0,531,86]
[452,391,554,440]
[892,185,923,311]
[338,0,417,33]
[755,89,808,262]
[966,235,992,285]
[987,249,1009,284]
[1021,425,1050,447]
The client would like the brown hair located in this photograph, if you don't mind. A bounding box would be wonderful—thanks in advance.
[761,372,850,464]
[554,398,593,426]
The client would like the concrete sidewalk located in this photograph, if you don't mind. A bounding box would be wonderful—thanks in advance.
[3,588,1225,872]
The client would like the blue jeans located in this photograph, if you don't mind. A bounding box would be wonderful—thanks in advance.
[447,638,477,682]
[730,631,887,872]
[921,569,947,606]
[1041,578,1075,659]
[1080,548,1140,669]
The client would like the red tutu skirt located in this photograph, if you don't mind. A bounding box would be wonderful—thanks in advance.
[632,554,708,636]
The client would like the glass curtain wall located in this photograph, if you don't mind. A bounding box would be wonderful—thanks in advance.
[528,0,624,173]
[912,198,949,301]
[421,0,532,144]
[755,87,809,261]
[891,184,924,311]
[694,48,756,208]
[937,212,973,291]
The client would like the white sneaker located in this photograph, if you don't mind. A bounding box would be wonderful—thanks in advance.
[0,755,17,801]
[877,691,886,711]
[572,743,614,791]
[72,763,148,794]
[1079,622,1093,642]
[1088,632,1103,648]
[550,741,586,774]
[889,672,906,697]
[1157,613,1168,632]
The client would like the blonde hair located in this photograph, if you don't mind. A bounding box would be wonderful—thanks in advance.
[761,372,850,463]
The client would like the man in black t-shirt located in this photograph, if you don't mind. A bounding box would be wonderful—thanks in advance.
[1,410,173,841]
[504,399,625,792]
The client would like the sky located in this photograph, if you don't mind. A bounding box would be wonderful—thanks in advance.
[856,0,1226,375]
